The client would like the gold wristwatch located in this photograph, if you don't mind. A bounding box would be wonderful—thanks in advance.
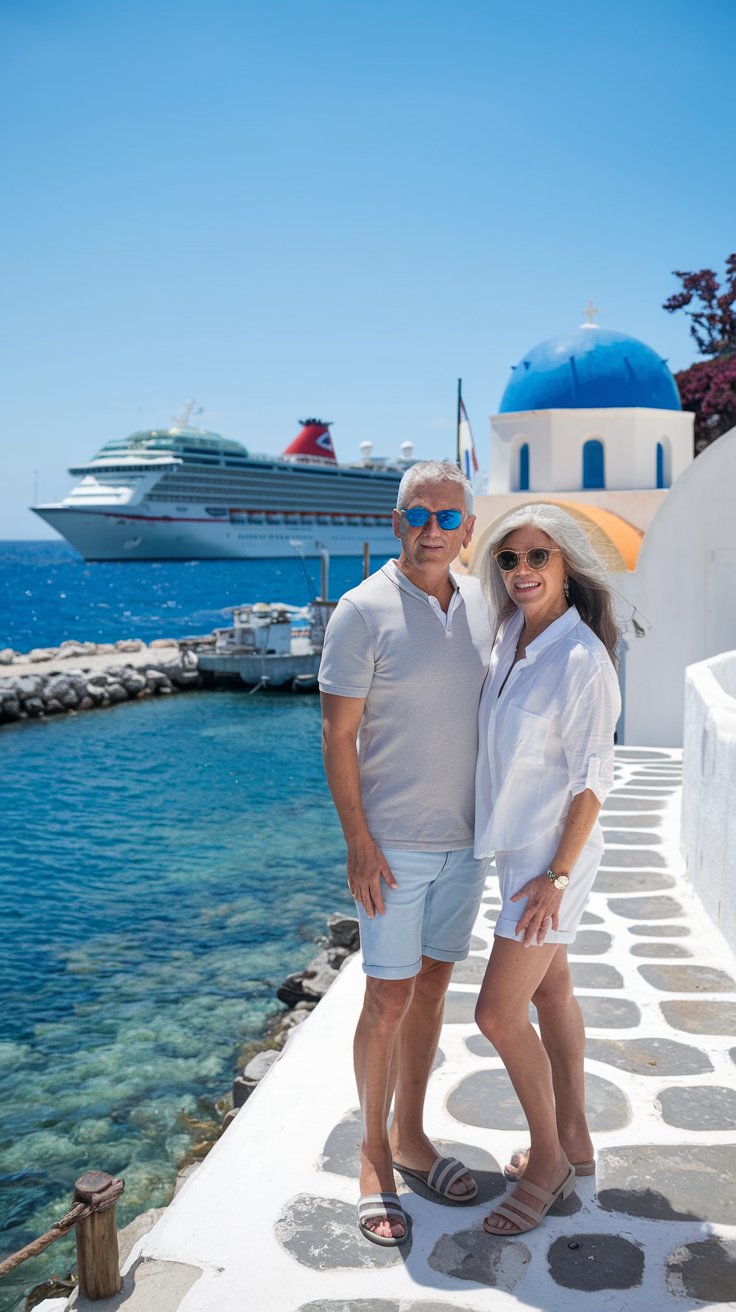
[547,868,570,890]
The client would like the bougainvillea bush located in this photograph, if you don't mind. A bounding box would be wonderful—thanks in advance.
[663,255,736,452]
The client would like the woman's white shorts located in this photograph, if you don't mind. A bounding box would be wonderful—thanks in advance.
[493,821,604,946]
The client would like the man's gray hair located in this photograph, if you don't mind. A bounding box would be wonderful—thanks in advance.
[396,461,473,515]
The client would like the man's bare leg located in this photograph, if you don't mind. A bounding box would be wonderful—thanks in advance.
[355,975,414,1239]
[388,957,476,1197]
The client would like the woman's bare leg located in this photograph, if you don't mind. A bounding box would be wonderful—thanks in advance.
[475,936,571,1232]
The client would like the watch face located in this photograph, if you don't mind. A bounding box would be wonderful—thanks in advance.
[554,874,570,889]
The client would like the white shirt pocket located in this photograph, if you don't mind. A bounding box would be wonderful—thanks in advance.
[499,704,554,765]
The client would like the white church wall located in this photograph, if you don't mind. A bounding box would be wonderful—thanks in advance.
[612,427,736,746]
[489,407,693,494]
[682,651,736,955]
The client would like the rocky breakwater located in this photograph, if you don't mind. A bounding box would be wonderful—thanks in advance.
[0,638,203,725]
[227,913,360,1120]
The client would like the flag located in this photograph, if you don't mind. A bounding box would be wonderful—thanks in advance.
[458,395,479,480]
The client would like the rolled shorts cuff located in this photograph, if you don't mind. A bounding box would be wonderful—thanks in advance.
[362,957,423,980]
[494,914,577,945]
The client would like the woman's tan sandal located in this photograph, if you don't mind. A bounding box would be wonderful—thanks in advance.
[504,1147,595,1181]
[483,1162,576,1236]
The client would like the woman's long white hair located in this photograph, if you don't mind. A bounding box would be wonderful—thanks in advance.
[478,503,621,664]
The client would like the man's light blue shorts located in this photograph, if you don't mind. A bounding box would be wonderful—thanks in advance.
[355,847,490,980]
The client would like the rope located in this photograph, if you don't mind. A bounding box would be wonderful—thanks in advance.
[0,1178,124,1280]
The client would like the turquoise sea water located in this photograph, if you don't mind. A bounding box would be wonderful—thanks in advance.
[0,540,373,652]
[0,544,359,1311]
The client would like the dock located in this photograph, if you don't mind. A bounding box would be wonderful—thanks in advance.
[36,746,736,1311]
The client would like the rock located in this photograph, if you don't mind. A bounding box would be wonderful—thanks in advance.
[243,1050,280,1082]
[327,914,360,951]
[44,679,79,709]
[0,697,21,719]
[0,649,16,664]
[106,683,129,703]
[23,1273,77,1308]
[44,698,65,714]
[275,1011,311,1042]
[14,674,45,701]
[150,638,180,649]
[28,648,55,663]
[120,670,147,694]
[232,1075,255,1108]
[46,673,87,704]
[326,945,352,970]
[115,639,145,651]
[145,670,173,692]
[57,642,93,658]
[84,682,109,702]
[220,1108,239,1133]
[96,643,118,654]
[78,696,94,710]
[277,951,340,1007]
[24,698,46,716]
[302,948,344,998]
[175,673,200,688]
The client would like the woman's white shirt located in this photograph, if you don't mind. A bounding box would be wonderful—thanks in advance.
[474,606,621,857]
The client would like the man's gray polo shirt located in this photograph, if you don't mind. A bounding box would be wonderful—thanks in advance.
[319,560,492,851]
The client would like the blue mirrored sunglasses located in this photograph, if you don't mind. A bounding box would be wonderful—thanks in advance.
[399,507,464,530]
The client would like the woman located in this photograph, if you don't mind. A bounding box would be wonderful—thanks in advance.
[473,504,621,1237]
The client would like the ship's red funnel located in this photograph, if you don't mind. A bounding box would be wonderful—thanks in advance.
[283,418,337,462]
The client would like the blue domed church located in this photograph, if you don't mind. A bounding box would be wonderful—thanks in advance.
[488,316,693,498]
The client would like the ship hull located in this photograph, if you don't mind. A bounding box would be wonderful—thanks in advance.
[33,507,398,560]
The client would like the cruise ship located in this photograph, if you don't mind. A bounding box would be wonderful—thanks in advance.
[32,418,417,560]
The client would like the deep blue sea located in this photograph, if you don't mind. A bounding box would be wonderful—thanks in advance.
[0,542,375,1312]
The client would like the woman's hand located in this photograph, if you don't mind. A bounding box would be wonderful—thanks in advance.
[510,874,564,947]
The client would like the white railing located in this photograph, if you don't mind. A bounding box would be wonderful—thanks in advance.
[682,651,736,954]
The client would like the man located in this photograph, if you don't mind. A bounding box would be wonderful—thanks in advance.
[319,460,492,1245]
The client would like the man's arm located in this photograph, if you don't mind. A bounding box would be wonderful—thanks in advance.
[320,692,398,918]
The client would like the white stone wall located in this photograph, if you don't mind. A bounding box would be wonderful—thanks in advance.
[682,651,736,955]
[612,426,736,746]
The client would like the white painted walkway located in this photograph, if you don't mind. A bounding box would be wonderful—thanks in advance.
[47,748,736,1312]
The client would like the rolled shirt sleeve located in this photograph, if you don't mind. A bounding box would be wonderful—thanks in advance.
[560,658,621,804]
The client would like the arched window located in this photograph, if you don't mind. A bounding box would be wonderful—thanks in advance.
[518,442,530,491]
[582,439,605,489]
[656,440,671,488]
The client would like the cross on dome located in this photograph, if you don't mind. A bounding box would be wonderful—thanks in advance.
[581,299,600,327]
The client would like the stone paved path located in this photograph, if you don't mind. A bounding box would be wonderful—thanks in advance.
[105,747,736,1312]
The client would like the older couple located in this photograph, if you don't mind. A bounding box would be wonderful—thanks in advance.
[319,460,620,1245]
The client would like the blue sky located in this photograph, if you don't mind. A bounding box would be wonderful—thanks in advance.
[2,0,734,536]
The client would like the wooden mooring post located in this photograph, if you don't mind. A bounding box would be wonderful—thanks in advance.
[73,1172,122,1300]
[0,1169,124,1302]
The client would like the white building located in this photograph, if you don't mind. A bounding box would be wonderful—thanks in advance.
[468,316,736,745]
